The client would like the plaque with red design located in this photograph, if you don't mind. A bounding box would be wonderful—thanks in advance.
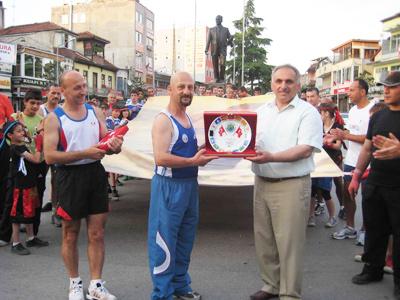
[204,111,257,157]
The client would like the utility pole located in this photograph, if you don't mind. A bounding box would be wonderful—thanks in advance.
[241,0,246,86]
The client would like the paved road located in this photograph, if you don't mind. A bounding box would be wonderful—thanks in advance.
[0,179,396,300]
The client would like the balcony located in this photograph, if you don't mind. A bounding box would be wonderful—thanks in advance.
[316,63,332,78]
[381,39,400,61]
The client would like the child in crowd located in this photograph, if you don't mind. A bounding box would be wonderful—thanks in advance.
[3,121,48,255]
[105,105,122,200]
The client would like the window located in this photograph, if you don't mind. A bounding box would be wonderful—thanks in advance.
[83,70,88,82]
[353,66,359,80]
[93,72,98,89]
[35,57,43,78]
[25,54,34,77]
[75,69,80,72]
[146,55,153,69]
[391,65,400,71]
[136,54,143,69]
[353,48,360,58]
[73,12,86,23]
[15,54,21,76]
[108,76,112,88]
[136,11,143,24]
[101,74,106,87]
[61,14,69,25]
[146,37,153,47]
[364,49,378,60]
[136,31,143,44]
[146,18,153,30]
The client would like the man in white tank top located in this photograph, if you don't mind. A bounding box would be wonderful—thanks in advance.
[44,71,123,300]
[38,85,61,118]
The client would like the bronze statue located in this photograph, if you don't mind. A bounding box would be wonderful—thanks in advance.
[205,15,233,83]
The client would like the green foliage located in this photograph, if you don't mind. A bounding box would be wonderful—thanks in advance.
[358,71,375,87]
[43,60,64,84]
[128,76,145,92]
[226,0,273,92]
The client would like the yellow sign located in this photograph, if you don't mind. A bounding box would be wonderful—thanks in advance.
[0,76,11,90]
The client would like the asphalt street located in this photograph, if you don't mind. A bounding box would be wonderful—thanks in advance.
[0,178,396,300]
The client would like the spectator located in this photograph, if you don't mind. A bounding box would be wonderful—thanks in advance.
[306,87,321,107]
[238,86,249,98]
[253,87,262,96]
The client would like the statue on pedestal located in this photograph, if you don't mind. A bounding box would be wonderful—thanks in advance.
[205,15,233,83]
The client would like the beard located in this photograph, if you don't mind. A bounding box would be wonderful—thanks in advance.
[179,95,193,107]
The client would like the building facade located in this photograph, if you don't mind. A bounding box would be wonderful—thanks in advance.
[372,12,400,82]
[315,39,380,111]
[154,26,214,83]
[51,0,155,85]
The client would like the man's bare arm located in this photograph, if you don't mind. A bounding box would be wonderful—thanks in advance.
[354,139,373,173]
[44,113,106,165]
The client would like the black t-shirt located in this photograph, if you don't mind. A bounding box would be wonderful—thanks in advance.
[324,122,343,161]
[9,144,37,189]
[366,108,400,187]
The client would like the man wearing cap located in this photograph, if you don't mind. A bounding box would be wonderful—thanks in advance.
[349,71,400,299]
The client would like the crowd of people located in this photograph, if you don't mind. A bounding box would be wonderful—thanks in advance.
[0,67,399,300]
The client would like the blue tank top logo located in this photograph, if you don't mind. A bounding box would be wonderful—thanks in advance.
[182,133,188,143]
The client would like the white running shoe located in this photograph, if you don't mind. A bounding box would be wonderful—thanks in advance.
[325,217,338,228]
[69,280,84,300]
[332,226,357,240]
[87,281,117,300]
[356,230,365,246]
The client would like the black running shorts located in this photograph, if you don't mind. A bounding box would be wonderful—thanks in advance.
[56,161,109,220]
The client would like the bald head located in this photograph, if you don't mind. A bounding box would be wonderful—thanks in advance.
[60,70,87,105]
[170,72,194,107]
[60,70,84,88]
[170,72,193,87]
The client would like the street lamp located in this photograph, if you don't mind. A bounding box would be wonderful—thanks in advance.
[56,37,77,84]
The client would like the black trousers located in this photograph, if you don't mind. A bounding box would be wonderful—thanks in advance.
[362,183,400,283]
[0,178,13,242]
[34,162,48,236]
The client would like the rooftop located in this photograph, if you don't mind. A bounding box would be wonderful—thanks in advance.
[0,21,77,37]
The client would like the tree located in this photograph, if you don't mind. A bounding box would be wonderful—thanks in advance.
[358,70,375,87]
[43,60,64,84]
[226,0,273,92]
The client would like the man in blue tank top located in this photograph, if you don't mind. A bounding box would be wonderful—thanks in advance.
[149,72,217,300]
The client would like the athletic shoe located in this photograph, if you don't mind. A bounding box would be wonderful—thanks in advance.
[69,280,84,300]
[338,207,346,220]
[0,239,9,247]
[314,203,325,216]
[87,281,117,300]
[111,189,119,201]
[325,217,338,228]
[26,237,49,247]
[174,291,201,300]
[11,243,30,255]
[356,230,365,246]
[384,255,393,274]
[307,216,316,227]
[332,226,357,240]
[41,202,52,212]
[354,254,363,262]
[52,214,62,228]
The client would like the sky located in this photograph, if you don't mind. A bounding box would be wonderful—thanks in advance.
[2,0,399,73]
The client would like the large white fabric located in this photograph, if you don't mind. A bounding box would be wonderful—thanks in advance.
[102,95,343,186]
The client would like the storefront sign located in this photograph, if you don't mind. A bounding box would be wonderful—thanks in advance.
[0,75,11,90]
[12,76,48,88]
[0,42,16,65]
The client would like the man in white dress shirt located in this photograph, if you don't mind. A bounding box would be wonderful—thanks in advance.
[247,64,323,300]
